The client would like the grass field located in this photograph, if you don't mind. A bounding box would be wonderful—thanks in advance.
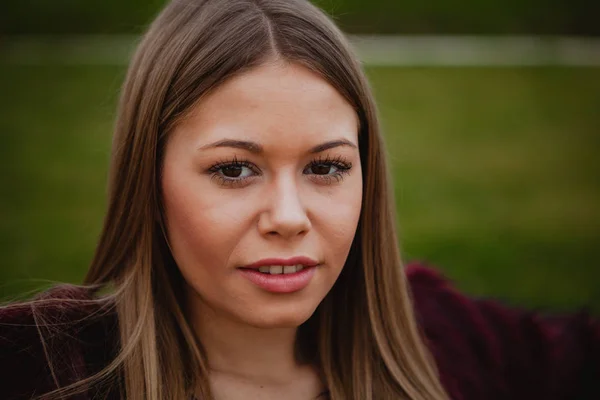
[1,65,599,313]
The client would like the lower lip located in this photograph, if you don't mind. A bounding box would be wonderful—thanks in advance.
[238,266,317,293]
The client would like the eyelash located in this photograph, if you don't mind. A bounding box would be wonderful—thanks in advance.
[207,155,353,188]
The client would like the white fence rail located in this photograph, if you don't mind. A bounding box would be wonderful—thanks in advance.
[2,34,600,66]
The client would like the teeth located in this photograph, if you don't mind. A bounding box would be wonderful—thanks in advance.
[270,265,283,274]
[283,265,296,274]
[256,265,308,274]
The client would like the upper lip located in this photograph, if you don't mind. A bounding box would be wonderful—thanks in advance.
[242,256,319,269]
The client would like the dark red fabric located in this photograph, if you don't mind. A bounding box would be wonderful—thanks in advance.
[406,263,600,400]
[0,286,120,399]
[1,263,598,399]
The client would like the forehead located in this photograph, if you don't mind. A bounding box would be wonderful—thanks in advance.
[173,61,359,150]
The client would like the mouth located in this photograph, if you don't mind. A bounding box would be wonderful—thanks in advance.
[237,257,319,293]
[240,264,310,275]
[240,256,319,272]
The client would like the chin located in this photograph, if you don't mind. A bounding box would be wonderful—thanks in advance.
[241,302,319,329]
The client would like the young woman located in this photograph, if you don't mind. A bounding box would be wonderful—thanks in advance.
[1,0,598,399]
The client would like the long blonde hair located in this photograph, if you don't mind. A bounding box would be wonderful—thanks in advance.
[44,0,449,398]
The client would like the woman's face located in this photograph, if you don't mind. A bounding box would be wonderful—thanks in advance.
[162,61,362,328]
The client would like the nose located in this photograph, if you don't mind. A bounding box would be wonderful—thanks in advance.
[258,175,311,239]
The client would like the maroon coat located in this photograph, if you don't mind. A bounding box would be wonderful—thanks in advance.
[1,263,598,399]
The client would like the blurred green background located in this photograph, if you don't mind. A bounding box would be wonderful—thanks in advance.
[1,0,599,314]
[2,0,599,35]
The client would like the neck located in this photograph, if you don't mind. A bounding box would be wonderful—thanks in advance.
[188,293,302,383]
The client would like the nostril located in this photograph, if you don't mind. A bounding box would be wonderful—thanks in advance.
[265,228,308,238]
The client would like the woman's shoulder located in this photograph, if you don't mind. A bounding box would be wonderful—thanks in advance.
[0,284,116,341]
[0,284,119,399]
[405,261,600,400]
[1,284,99,318]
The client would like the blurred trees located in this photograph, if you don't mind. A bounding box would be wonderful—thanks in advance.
[1,0,598,35]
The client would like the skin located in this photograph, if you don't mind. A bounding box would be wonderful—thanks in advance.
[162,60,362,399]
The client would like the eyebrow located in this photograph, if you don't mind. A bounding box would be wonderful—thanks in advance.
[198,138,357,154]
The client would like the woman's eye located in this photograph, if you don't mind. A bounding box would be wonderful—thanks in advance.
[309,163,336,175]
[220,164,253,178]
[304,157,352,184]
[207,159,258,188]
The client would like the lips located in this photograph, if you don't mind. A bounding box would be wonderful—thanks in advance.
[255,264,307,274]
[238,256,319,293]
[242,256,319,270]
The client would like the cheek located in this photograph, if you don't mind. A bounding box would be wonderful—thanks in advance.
[312,173,362,263]
[161,171,248,273]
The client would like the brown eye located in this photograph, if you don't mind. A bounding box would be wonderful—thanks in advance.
[304,156,352,183]
[221,165,243,178]
[310,164,333,175]
[207,159,259,188]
